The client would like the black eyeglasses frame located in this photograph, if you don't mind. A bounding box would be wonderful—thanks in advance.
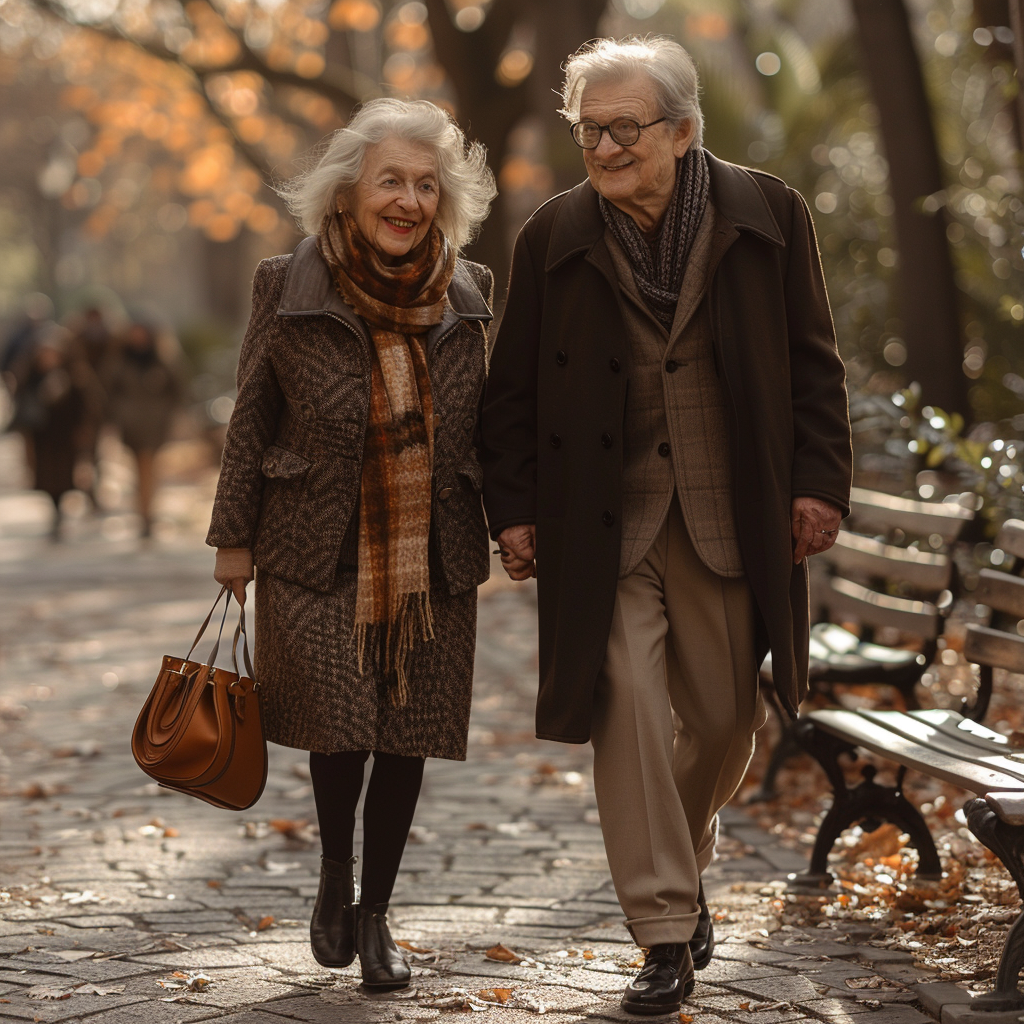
[569,116,667,150]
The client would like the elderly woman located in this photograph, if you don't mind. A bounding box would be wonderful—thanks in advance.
[482,37,852,1014]
[207,98,495,989]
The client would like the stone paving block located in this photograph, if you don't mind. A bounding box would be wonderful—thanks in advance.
[941,1003,1024,1024]
[694,958,785,984]
[913,980,973,1018]
[727,972,831,1004]
[685,993,808,1024]
[769,933,859,959]
[852,946,916,965]
[502,908,601,928]
[0,991,146,1022]
[756,846,812,873]
[714,939,805,966]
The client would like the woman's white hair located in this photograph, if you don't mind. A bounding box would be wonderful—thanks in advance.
[559,36,704,148]
[278,98,496,252]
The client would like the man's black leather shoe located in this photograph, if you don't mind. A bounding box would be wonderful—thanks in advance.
[620,943,694,1015]
[309,855,357,968]
[690,881,715,971]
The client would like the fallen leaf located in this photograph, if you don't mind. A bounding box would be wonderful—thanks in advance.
[484,943,521,963]
[477,988,514,1004]
[582,949,595,960]
[396,940,434,953]
[256,916,275,931]
[680,1014,694,1023]
[27,986,73,1000]
[157,971,212,992]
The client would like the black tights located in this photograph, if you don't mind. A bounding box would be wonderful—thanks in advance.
[309,750,424,907]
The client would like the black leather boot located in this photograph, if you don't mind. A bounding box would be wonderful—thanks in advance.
[620,943,694,1015]
[690,881,715,971]
[309,855,357,968]
[357,903,411,989]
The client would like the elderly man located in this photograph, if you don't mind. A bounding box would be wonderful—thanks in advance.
[481,36,852,1014]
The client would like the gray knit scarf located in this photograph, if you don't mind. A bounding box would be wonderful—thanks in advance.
[599,147,710,330]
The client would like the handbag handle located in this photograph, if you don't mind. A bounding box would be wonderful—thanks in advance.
[231,602,257,686]
[184,585,232,668]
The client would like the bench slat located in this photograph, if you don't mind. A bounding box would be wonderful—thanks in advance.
[823,533,952,591]
[849,487,973,543]
[975,569,1024,618]
[996,519,1024,561]
[910,708,1013,755]
[964,623,1024,674]
[826,578,941,637]
[809,708,1024,795]
[856,709,1024,784]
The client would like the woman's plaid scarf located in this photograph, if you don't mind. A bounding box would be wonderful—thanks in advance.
[318,209,455,704]
[599,147,710,330]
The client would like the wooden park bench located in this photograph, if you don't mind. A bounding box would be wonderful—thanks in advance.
[789,518,1024,1011]
[751,487,974,801]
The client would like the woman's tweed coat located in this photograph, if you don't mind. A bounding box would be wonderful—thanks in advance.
[207,237,494,759]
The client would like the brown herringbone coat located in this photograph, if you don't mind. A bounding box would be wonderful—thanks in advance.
[207,237,493,758]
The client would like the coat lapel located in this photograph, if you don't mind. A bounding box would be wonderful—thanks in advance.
[276,235,492,357]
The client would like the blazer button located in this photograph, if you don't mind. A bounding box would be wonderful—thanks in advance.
[438,487,453,501]
[549,433,561,448]
[609,357,621,372]
[601,433,613,448]
[555,350,568,366]
[462,415,474,431]
[602,510,615,527]
[665,360,678,373]
[658,442,671,457]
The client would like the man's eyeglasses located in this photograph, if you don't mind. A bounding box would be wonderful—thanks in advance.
[569,117,666,150]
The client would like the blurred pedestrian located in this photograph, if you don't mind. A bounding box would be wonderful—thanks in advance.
[2,293,58,475]
[102,320,182,538]
[19,330,90,539]
[482,36,852,1014]
[65,306,112,505]
[207,98,495,989]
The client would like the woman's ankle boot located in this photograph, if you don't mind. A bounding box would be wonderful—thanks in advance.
[356,903,410,989]
[309,855,357,968]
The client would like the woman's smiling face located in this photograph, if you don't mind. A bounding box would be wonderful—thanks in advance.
[347,136,440,262]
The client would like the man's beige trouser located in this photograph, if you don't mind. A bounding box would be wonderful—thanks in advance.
[591,497,765,948]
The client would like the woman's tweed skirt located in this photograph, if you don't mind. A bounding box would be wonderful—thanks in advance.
[254,567,477,760]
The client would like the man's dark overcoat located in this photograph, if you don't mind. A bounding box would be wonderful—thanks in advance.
[480,151,853,743]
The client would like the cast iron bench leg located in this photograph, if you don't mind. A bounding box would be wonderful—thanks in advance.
[965,798,1024,1011]
[789,722,942,888]
[748,720,803,803]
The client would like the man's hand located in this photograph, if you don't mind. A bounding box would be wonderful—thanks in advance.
[791,497,842,564]
[496,525,536,581]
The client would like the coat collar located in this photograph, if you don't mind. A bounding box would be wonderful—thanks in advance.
[277,235,492,350]
[544,149,785,273]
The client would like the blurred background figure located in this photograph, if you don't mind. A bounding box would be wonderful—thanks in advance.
[65,305,114,506]
[101,320,183,538]
[17,329,91,540]
[2,293,58,477]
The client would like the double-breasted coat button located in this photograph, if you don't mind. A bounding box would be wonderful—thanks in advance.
[555,350,568,366]
[549,433,561,448]
[462,415,474,430]
[438,487,453,500]
[602,510,615,527]
[601,433,613,448]
[665,360,678,373]
[658,442,671,457]
[609,357,621,372]
[298,401,315,420]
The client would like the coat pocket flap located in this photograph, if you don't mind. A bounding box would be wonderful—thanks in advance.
[261,445,311,479]
[456,460,483,491]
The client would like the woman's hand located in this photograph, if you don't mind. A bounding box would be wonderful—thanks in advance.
[214,548,254,605]
[791,497,842,564]
[496,525,536,581]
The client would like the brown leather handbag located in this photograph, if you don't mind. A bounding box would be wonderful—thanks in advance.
[132,586,267,810]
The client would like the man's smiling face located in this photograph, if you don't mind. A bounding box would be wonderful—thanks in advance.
[578,75,694,230]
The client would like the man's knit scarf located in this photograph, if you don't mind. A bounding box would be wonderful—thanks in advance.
[599,147,710,330]
[317,209,455,705]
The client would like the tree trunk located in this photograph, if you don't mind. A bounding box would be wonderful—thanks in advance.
[850,0,969,417]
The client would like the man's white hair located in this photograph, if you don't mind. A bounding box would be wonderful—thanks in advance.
[278,97,496,252]
[559,36,705,148]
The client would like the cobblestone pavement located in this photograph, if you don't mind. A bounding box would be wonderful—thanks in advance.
[0,437,947,1023]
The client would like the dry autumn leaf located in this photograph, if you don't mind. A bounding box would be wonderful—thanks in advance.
[680,1014,694,1023]
[484,943,521,963]
[396,940,434,953]
[256,916,275,931]
[477,988,514,1003]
